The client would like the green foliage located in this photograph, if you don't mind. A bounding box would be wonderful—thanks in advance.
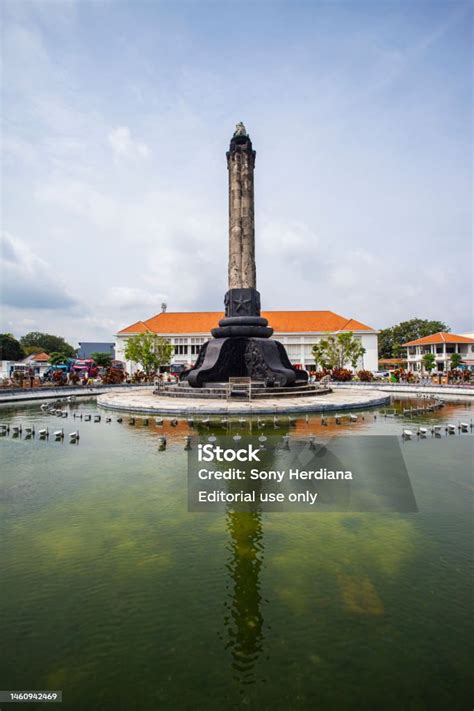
[378,319,449,358]
[124,334,174,376]
[0,333,25,361]
[421,353,436,372]
[312,332,366,371]
[450,353,462,370]
[23,345,45,355]
[90,352,113,368]
[20,332,76,358]
[49,352,67,366]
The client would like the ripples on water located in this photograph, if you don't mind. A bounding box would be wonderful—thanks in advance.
[0,398,472,710]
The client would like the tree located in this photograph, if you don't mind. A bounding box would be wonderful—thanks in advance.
[378,319,449,358]
[450,353,462,370]
[312,332,366,371]
[421,353,436,373]
[124,333,174,376]
[0,333,25,361]
[23,345,45,356]
[90,352,113,368]
[49,352,67,366]
[20,332,76,358]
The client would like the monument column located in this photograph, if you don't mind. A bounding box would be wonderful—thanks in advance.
[224,123,260,318]
[181,122,308,388]
[227,127,256,290]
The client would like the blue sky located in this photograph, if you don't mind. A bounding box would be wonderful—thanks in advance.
[1,0,472,344]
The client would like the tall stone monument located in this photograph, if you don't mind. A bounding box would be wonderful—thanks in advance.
[182,123,308,388]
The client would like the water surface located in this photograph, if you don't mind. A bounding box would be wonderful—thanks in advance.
[1,398,472,710]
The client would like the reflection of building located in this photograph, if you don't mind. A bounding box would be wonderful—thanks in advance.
[403,332,474,373]
[116,311,378,373]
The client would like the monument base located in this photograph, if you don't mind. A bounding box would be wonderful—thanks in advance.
[181,336,308,388]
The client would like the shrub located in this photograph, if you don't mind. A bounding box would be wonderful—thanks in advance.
[392,368,415,383]
[102,368,125,385]
[357,369,374,382]
[314,369,331,381]
[447,369,469,383]
[331,368,353,382]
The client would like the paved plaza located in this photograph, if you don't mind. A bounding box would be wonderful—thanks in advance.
[97,386,390,415]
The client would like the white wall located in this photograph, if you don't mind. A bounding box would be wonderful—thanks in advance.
[360,333,378,371]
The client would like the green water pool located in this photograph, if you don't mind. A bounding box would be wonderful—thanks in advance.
[0,398,472,710]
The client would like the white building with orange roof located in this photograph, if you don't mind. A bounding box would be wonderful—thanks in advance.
[21,351,51,377]
[402,332,474,373]
[115,310,378,374]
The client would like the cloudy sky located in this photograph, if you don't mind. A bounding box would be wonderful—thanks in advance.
[1,0,472,345]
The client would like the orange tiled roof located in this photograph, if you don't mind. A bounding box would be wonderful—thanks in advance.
[117,311,375,335]
[402,332,474,347]
[117,320,152,335]
[32,352,50,361]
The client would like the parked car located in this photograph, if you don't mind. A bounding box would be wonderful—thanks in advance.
[372,370,389,379]
[71,359,98,378]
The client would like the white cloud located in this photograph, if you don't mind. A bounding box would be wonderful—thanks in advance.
[0,232,78,310]
[107,126,150,160]
[1,1,471,344]
[104,287,167,310]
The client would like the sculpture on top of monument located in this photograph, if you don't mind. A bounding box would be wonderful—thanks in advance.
[233,121,247,137]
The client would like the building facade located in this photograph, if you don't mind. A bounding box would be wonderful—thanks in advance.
[402,332,474,373]
[116,311,378,374]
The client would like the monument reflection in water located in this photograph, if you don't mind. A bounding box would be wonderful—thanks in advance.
[224,507,265,685]
[198,423,419,686]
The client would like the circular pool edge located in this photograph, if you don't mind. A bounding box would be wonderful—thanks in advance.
[97,386,391,415]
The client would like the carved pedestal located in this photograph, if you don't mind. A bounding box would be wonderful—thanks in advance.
[183,336,308,388]
[182,288,308,388]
